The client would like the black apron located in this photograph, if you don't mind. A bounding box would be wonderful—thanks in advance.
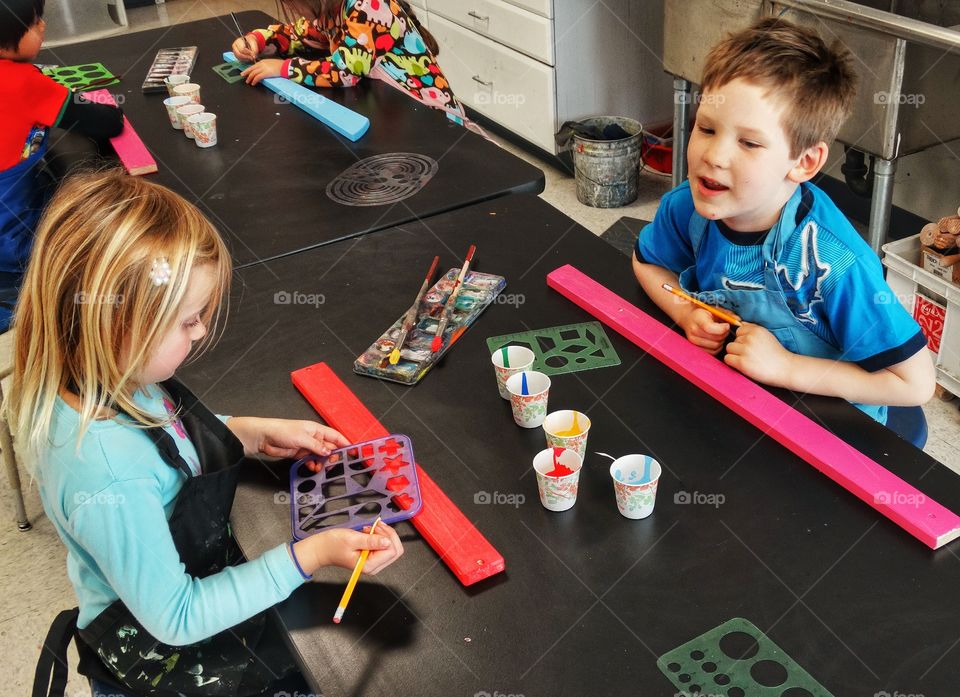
[33,379,301,697]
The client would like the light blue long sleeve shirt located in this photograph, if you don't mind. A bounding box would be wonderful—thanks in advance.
[37,384,307,646]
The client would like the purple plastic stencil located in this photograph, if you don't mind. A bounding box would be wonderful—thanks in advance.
[290,434,422,539]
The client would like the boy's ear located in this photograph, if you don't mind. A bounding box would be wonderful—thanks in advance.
[787,142,829,184]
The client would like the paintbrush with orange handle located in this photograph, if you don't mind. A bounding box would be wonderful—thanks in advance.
[431,245,476,353]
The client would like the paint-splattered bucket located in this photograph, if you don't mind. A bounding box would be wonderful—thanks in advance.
[573,116,643,208]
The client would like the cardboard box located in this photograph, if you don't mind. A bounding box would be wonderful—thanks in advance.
[921,245,960,285]
[913,292,947,354]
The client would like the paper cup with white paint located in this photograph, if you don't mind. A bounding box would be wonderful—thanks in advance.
[163,96,192,129]
[176,104,205,138]
[609,454,661,519]
[505,370,550,428]
[533,447,582,512]
[189,112,217,148]
[491,345,535,399]
[173,82,201,104]
[164,73,190,96]
[543,410,591,460]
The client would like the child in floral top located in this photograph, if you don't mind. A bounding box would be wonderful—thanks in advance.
[232,0,469,125]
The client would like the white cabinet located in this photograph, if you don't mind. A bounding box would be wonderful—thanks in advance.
[427,0,673,155]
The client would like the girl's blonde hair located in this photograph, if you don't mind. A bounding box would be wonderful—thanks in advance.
[8,169,231,463]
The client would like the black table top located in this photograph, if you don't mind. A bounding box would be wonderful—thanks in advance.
[39,12,544,268]
[179,194,960,697]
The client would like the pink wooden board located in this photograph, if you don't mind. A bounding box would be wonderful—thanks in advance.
[546,264,960,549]
[84,89,158,176]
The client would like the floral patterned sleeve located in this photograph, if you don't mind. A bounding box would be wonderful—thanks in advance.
[283,2,373,88]
[248,21,303,58]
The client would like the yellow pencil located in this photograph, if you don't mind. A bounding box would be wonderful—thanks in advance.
[661,283,742,326]
[332,516,382,624]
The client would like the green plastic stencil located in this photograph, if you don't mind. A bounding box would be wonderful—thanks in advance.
[657,618,835,697]
[485,321,620,376]
[42,63,118,90]
[213,61,245,84]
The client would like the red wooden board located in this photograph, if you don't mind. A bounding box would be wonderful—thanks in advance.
[84,89,158,176]
[291,362,505,585]
[547,264,960,549]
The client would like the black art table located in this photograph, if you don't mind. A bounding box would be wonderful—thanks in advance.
[179,194,960,697]
[40,12,543,268]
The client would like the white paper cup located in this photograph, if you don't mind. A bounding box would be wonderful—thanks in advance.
[505,370,550,428]
[173,82,201,104]
[543,410,591,460]
[533,448,583,512]
[609,455,662,519]
[176,104,205,138]
[164,73,190,97]
[163,95,192,129]
[491,345,535,400]
[189,112,217,148]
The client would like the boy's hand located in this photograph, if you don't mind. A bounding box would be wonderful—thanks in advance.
[242,59,285,85]
[231,35,258,63]
[724,323,794,386]
[679,306,731,354]
[305,524,404,576]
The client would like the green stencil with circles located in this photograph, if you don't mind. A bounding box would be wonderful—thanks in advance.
[42,63,118,90]
[486,321,620,376]
[657,617,835,697]
[212,61,245,84]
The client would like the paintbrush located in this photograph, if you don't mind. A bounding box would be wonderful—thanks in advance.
[661,283,741,327]
[231,11,255,59]
[389,255,440,365]
[431,245,476,353]
[332,516,381,624]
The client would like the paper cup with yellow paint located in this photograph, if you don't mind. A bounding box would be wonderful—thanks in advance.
[543,410,591,460]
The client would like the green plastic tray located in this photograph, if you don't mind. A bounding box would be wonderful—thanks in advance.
[43,63,118,90]
[212,61,245,84]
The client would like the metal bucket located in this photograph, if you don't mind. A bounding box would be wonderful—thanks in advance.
[573,117,643,208]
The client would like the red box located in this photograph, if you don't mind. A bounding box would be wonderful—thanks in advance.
[913,292,946,353]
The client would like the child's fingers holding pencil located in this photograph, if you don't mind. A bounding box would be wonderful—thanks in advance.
[362,523,404,575]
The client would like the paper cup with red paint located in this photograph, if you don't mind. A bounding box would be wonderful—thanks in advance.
[173,82,201,104]
[543,410,591,460]
[189,112,217,148]
[491,345,535,399]
[506,370,550,428]
[533,447,582,512]
[176,104,205,138]
[163,95,192,129]
[609,454,661,519]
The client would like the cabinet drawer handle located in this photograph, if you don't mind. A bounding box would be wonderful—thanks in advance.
[467,10,489,21]
[471,75,493,86]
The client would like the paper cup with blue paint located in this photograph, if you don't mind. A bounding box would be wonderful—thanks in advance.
[543,410,591,460]
[609,454,661,519]
[491,345,535,399]
[506,370,550,428]
[533,447,582,512]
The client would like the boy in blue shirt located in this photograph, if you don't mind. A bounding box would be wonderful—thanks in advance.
[633,18,934,444]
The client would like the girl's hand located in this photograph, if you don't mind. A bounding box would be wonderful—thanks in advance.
[231,35,258,63]
[227,417,349,459]
[678,306,732,355]
[242,59,285,85]
[724,323,794,386]
[298,523,404,576]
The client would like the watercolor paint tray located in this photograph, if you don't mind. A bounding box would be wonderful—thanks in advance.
[290,434,422,539]
[657,617,835,697]
[486,321,621,376]
[43,63,118,90]
[354,268,506,385]
[141,46,198,93]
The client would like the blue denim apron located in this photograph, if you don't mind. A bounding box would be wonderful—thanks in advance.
[676,187,885,423]
[0,133,49,273]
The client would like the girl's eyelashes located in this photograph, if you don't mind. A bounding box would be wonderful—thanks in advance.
[183,316,202,329]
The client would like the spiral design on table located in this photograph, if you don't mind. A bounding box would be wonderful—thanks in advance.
[326,153,439,207]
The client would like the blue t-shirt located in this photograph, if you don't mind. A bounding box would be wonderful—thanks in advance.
[637,181,926,374]
[37,384,307,644]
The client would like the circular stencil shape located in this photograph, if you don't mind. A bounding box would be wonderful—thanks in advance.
[719,631,760,661]
[780,689,815,697]
[326,153,438,207]
[750,660,788,687]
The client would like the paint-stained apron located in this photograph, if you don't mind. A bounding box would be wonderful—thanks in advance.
[677,186,885,423]
[32,380,300,697]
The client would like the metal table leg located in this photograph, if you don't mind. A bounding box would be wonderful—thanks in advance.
[868,157,897,254]
[672,77,691,189]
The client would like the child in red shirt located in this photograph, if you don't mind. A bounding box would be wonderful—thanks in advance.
[0,0,123,329]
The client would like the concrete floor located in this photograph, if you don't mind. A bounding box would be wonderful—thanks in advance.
[6,1,960,694]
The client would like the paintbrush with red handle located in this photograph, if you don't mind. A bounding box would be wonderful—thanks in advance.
[389,255,440,365]
[431,245,476,353]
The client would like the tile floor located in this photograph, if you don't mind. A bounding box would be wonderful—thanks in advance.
[5,1,960,693]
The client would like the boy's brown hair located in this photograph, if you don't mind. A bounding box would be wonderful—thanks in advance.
[701,17,857,158]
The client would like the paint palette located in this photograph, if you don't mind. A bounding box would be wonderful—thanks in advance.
[657,617,835,697]
[42,63,118,91]
[354,268,507,385]
[141,46,198,93]
[290,434,422,539]
[486,322,621,376]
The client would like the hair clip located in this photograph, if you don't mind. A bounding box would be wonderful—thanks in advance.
[150,258,172,286]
